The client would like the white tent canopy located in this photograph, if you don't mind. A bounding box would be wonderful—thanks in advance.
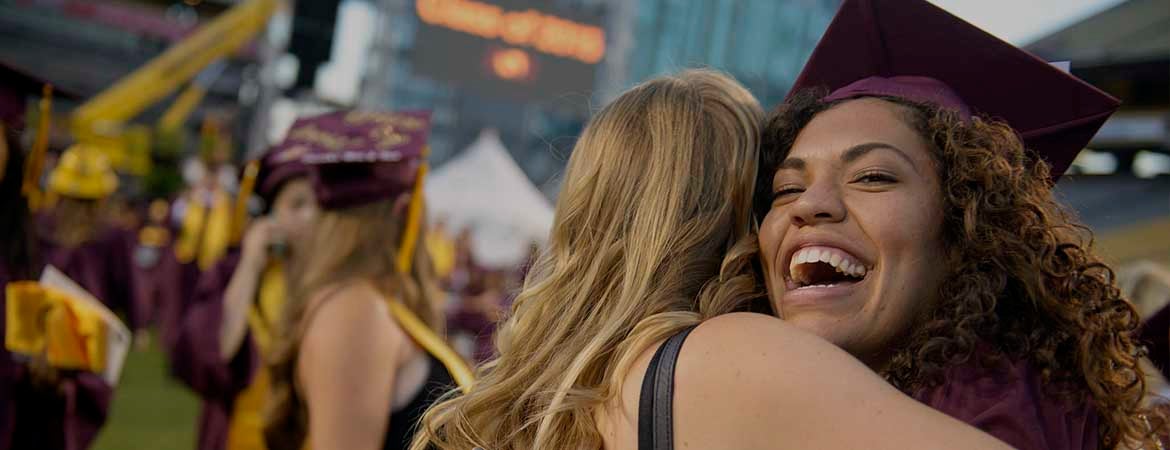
[425,129,554,268]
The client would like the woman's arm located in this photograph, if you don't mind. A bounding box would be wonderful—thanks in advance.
[666,313,1012,450]
[297,282,404,450]
[218,218,275,360]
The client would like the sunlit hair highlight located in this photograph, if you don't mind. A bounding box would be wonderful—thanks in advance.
[411,69,765,450]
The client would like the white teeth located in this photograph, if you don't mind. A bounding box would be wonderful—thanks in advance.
[787,246,869,286]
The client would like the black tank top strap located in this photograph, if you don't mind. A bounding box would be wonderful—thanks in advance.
[637,325,698,450]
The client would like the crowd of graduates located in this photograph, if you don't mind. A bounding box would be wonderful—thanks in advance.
[0,62,521,449]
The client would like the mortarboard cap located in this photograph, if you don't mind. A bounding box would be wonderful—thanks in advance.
[788,0,1121,178]
[253,143,311,204]
[284,110,433,273]
[285,110,431,210]
[1,59,83,207]
[229,144,312,244]
[0,60,48,129]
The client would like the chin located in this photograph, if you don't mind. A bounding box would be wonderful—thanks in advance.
[780,310,856,346]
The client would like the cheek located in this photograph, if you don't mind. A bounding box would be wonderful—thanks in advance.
[860,196,946,313]
[290,206,318,233]
[757,211,788,272]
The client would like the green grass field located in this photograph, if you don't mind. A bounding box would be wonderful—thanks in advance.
[91,341,199,450]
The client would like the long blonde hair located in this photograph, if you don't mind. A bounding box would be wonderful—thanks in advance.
[411,69,764,450]
[264,198,443,450]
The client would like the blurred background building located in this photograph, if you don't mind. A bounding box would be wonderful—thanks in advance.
[1026,0,1170,271]
[0,0,837,198]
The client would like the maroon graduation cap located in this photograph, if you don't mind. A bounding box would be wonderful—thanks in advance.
[252,139,311,203]
[788,0,1121,178]
[1,60,55,129]
[277,110,432,210]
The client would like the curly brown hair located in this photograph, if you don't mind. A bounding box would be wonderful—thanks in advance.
[757,89,1165,448]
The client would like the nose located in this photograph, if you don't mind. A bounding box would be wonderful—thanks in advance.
[789,181,846,227]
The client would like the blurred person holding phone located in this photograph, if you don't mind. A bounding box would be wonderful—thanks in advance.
[261,111,471,450]
[167,127,314,450]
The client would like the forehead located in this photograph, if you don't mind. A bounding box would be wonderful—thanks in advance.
[788,98,929,163]
[274,177,315,200]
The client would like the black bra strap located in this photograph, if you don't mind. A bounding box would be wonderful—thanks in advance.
[637,325,698,450]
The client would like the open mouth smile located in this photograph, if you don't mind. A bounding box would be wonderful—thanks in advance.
[785,246,869,291]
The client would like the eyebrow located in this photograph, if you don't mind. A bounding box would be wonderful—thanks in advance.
[775,142,919,174]
[777,158,806,170]
[842,142,918,170]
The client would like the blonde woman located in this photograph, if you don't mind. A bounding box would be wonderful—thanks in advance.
[411,69,1010,449]
[262,111,471,450]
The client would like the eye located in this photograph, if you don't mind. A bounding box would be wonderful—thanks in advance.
[771,185,804,202]
[852,170,897,185]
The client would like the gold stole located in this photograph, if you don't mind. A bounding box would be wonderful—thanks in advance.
[386,302,474,393]
[225,263,285,450]
[175,188,233,270]
[5,282,109,373]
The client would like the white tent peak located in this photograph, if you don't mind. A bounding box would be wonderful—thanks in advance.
[426,128,554,267]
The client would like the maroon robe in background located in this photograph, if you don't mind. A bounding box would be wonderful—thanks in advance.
[914,348,1099,450]
[37,215,146,331]
[133,238,202,355]
[0,264,113,450]
[1140,304,1170,381]
[168,251,260,450]
[447,309,497,364]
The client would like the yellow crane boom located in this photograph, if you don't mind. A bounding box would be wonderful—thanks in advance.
[70,0,279,156]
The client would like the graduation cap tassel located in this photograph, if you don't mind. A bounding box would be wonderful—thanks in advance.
[22,84,52,210]
[232,160,261,244]
[395,161,428,274]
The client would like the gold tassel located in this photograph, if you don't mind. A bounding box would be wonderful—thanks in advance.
[395,147,430,274]
[22,84,53,210]
[232,160,261,244]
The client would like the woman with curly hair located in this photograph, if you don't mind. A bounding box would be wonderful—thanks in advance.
[756,0,1164,448]
[411,69,1012,450]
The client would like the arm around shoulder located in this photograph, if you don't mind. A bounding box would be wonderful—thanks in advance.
[670,313,1012,450]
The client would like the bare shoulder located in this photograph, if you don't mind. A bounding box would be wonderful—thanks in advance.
[300,281,407,358]
[603,313,840,448]
[674,312,856,410]
[682,312,832,362]
[305,282,394,329]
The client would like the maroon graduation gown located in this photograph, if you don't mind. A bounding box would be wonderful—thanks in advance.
[914,349,1100,450]
[1140,303,1170,381]
[167,251,259,450]
[37,216,146,331]
[0,263,113,450]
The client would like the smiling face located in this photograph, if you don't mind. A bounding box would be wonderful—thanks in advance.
[758,98,948,367]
